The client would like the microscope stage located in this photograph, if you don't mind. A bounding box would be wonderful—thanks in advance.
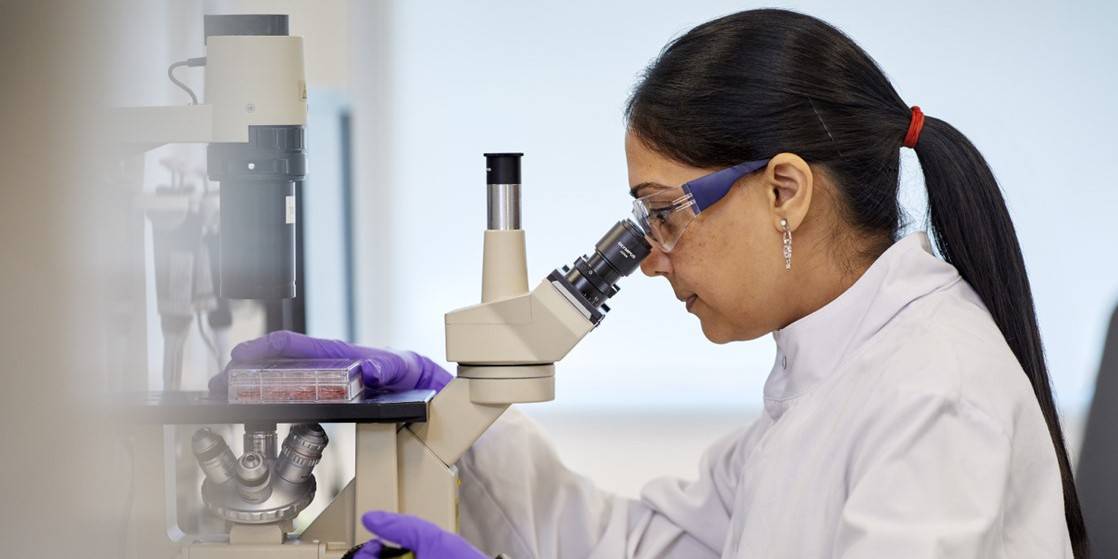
[116,389,433,424]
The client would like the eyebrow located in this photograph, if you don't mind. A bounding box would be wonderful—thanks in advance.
[629,181,673,199]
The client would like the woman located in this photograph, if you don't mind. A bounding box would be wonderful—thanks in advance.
[232,9,1086,558]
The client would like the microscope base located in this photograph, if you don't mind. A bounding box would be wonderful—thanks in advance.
[180,541,345,558]
[229,523,287,544]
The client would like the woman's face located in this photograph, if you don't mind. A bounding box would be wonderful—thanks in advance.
[625,131,807,343]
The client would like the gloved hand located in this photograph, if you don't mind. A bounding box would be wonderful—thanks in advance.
[355,511,488,559]
[209,330,452,397]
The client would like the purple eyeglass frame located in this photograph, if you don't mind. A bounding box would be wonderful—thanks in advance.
[682,158,771,213]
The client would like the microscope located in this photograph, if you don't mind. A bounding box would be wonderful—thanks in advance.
[117,13,306,391]
[117,14,650,559]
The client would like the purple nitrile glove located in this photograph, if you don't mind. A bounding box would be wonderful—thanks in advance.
[209,331,452,398]
[354,511,488,559]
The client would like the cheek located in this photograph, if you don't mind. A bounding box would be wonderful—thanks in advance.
[689,219,760,298]
[680,210,776,338]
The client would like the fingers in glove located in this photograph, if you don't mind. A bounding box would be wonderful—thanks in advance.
[208,370,228,397]
[411,353,454,392]
[352,539,383,559]
[361,511,430,551]
[360,353,417,391]
[361,511,487,559]
[231,331,352,362]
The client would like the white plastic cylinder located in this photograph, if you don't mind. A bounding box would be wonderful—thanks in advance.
[481,229,529,303]
[205,36,307,142]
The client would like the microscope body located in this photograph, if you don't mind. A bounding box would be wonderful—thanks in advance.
[393,154,650,535]
[117,15,307,304]
[119,16,649,557]
[116,13,339,559]
[116,14,307,393]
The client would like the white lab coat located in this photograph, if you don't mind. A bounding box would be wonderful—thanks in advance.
[457,232,1073,558]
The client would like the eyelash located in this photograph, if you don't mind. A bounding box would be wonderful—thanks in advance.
[647,194,693,219]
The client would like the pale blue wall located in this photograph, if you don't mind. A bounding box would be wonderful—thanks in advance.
[304,90,354,342]
[350,1,1118,413]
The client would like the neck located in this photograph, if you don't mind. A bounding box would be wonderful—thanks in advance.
[780,239,873,330]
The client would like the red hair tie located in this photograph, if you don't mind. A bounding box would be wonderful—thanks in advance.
[903,106,925,149]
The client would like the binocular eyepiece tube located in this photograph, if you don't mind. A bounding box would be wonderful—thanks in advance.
[550,219,651,324]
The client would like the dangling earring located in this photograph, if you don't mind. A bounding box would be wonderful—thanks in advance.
[780,218,792,271]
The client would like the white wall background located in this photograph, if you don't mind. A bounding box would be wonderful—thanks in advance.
[349,0,1118,421]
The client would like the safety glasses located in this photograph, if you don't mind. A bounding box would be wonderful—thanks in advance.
[632,159,770,253]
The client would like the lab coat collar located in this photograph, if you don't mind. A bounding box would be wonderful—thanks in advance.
[763,232,961,419]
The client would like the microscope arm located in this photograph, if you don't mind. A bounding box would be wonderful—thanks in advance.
[114,104,215,152]
[405,379,508,467]
[112,34,306,155]
[391,279,595,531]
[414,277,594,465]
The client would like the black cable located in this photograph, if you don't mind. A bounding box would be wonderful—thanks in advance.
[167,57,206,105]
[168,61,198,105]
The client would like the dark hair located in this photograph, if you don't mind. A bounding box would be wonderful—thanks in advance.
[626,8,1087,556]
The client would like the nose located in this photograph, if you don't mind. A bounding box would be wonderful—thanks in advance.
[640,244,672,277]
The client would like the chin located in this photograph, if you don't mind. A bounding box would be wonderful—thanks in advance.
[698,320,736,345]
[698,315,766,344]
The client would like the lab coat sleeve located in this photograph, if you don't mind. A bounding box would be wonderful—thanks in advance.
[457,408,744,559]
[834,389,1016,559]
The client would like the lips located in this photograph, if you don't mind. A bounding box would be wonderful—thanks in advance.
[685,294,698,311]
[673,287,698,312]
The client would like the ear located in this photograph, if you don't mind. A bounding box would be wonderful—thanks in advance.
[763,153,813,232]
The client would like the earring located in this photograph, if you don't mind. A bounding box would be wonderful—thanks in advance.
[780,218,792,271]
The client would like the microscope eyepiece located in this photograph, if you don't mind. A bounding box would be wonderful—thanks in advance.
[550,219,651,324]
[484,153,523,230]
[593,219,649,278]
[484,152,523,185]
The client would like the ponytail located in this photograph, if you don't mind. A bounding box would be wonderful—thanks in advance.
[914,117,1089,557]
